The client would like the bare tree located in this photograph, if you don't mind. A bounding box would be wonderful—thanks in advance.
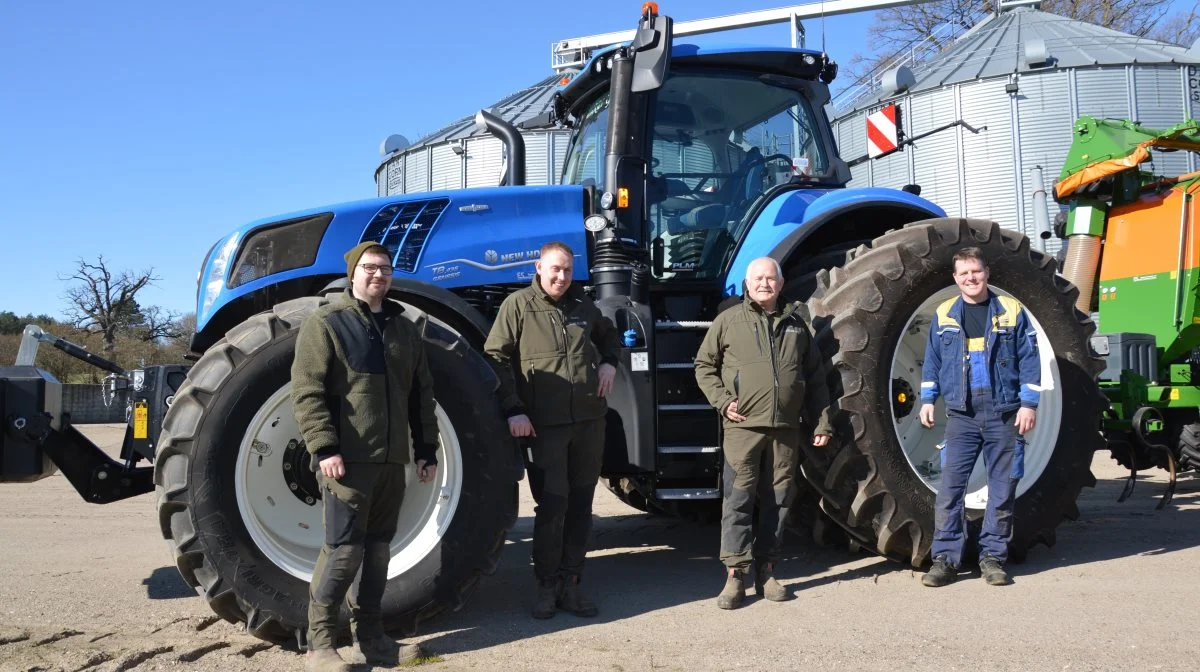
[1149,1,1200,46]
[133,305,183,342]
[61,256,158,352]
[853,0,1174,85]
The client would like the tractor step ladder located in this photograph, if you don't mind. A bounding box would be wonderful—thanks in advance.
[652,319,721,501]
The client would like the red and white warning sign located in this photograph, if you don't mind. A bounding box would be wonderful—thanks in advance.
[866,104,900,158]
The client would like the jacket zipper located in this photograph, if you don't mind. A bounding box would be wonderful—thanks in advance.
[554,307,574,422]
[766,314,779,426]
[365,309,392,463]
[528,364,536,415]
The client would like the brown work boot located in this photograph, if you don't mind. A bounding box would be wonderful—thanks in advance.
[755,562,791,602]
[557,575,599,617]
[349,636,425,666]
[304,649,351,672]
[532,577,559,619]
[716,569,746,610]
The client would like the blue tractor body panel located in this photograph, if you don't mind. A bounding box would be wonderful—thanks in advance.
[197,185,585,334]
[723,188,946,296]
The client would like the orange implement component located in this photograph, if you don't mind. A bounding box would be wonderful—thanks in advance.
[1100,185,1200,281]
[1055,145,1150,200]
[617,187,630,208]
[642,2,659,16]
[1055,138,1200,200]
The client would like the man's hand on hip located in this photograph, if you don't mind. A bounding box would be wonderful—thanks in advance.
[597,363,617,397]
[508,414,536,438]
[319,454,345,480]
[1015,407,1036,435]
[812,433,831,447]
[919,403,936,428]
[723,399,747,423]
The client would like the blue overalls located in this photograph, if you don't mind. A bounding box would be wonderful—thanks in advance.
[920,292,1040,568]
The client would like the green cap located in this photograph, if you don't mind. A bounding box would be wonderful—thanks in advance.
[344,241,388,280]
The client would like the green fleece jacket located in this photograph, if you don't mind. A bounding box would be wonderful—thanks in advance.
[694,295,834,435]
[484,277,620,428]
[292,290,439,466]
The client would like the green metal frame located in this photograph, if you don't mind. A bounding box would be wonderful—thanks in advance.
[1060,116,1200,439]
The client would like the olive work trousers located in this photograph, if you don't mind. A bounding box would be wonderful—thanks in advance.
[524,418,606,582]
[307,463,406,651]
[719,426,801,571]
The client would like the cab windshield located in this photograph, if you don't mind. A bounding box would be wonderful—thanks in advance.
[563,68,832,279]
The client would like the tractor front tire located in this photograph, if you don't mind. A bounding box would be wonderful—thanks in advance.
[799,218,1104,567]
[154,296,516,645]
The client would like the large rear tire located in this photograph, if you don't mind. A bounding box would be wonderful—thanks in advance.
[799,219,1104,567]
[154,296,516,645]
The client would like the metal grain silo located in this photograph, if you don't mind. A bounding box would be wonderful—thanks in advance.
[830,4,1200,252]
[375,74,573,196]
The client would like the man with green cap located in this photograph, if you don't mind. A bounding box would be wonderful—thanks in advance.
[292,241,439,671]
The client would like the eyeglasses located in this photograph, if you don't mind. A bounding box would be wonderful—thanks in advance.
[359,263,395,276]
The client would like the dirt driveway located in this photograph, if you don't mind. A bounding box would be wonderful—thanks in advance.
[1,425,1197,671]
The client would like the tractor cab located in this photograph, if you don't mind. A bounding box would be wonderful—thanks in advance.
[561,48,846,280]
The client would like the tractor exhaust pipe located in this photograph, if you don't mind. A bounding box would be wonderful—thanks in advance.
[475,109,525,187]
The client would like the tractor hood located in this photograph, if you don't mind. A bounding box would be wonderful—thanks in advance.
[196,185,586,332]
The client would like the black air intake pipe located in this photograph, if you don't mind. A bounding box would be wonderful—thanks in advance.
[475,109,525,187]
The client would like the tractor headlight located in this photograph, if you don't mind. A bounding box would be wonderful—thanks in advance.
[201,234,241,318]
[227,213,333,289]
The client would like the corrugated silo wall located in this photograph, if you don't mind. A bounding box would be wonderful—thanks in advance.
[1193,64,1200,172]
[376,131,573,196]
[835,64,1198,256]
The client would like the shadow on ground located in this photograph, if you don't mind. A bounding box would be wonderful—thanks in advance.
[414,498,894,656]
[414,466,1200,654]
[1015,470,1200,576]
[143,565,195,600]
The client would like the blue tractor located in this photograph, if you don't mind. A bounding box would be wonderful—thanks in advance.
[1,4,1103,646]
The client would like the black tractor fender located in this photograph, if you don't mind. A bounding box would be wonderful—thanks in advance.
[773,200,944,270]
[318,276,492,348]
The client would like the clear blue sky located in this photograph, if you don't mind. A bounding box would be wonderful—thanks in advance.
[1,1,1187,320]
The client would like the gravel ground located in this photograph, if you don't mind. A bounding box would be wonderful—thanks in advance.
[2,424,1198,672]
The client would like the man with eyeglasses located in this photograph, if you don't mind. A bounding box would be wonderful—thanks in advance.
[292,241,439,671]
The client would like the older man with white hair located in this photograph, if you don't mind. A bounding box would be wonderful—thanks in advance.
[694,257,834,609]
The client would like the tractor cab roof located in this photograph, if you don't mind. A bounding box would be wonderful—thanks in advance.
[555,43,833,118]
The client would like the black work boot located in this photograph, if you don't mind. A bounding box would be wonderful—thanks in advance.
[350,636,425,666]
[754,562,791,602]
[304,649,351,672]
[979,556,1011,586]
[557,575,599,617]
[532,577,559,619]
[921,555,956,587]
[716,569,746,610]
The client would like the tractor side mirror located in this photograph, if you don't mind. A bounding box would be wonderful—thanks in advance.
[631,12,673,93]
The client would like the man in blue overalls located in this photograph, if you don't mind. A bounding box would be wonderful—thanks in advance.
[918,246,1040,587]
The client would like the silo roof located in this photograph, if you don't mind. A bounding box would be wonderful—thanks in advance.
[407,73,564,150]
[844,7,1200,112]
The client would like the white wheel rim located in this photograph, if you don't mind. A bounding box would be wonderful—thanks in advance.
[234,384,463,581]
[890,285,1063,511]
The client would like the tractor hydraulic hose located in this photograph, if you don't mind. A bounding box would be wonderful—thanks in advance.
[1061,234,1101,314]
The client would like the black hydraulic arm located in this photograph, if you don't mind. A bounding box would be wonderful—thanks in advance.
[4,410,152,503]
